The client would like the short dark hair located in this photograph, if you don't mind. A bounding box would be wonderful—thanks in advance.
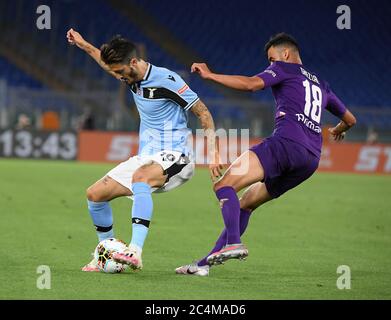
[264,32,299,54]
[100,35,138,65]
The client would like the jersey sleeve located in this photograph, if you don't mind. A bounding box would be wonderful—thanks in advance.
[256,62,289,88]
[324,83,347,118]
[160,72,199,111]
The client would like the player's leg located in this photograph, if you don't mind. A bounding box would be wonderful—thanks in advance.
[82,176,133,272]
[179,151,265,268]
[191,182,271,269]
[206,137,286,265]
[177,143,272,271]
[240,181,273,212]
[179,138,320,273]
[213,181,272,246]
[87,175,133,202]
[212,150,264,247]
[112,162,168,270]
[179,205,254,274]
[208,137,321,265]
[86,176,132,242]
[130,162,166,251]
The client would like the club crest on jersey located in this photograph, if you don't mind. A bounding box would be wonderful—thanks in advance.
[148,88,158,98]
[276,111,286,118]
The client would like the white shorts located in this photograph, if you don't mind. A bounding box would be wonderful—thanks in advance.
[106,150,195,195]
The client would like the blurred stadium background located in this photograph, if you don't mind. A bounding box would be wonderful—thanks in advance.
[1,0,390,137]
[0,0,390,172]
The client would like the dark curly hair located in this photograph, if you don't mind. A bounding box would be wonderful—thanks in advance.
[100,35,138,65]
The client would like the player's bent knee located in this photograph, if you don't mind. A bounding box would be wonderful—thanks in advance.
[86,186,94,201]
[132,171,149,184]
[86,186,104,202]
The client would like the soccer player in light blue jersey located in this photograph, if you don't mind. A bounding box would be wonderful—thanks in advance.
[67,29,221,273]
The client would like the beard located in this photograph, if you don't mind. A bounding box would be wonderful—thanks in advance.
[120,68,139,85]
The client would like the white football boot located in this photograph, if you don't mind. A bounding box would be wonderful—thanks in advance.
[81,255,100,272]
[207,243,248,265]
[175,263,210,276]
[112,244,143,270]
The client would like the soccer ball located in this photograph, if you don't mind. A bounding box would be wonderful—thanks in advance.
[94,238,128,273]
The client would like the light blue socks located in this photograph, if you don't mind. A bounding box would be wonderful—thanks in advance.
[87,182,153,248]
[87,200,114,242]
[130,182,153,249]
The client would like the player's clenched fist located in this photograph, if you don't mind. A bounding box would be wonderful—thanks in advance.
[191,63,213,79]
[66,28,87,49]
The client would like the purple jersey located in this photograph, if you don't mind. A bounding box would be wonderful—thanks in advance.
[256,61,347,158]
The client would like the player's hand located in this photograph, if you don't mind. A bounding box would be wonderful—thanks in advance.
[67,28,87,49]
[191,63,213,79]
[328,127,346,141]
[209,151,224,182]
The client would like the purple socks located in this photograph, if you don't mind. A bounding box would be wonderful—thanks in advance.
[197,208,251,267]
[215,186,241,244]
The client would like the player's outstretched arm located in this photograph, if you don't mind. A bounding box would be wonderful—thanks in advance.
[66,28,121,80]
[191,99,223,180]
[191,63,264,92]
[328,110,357,141]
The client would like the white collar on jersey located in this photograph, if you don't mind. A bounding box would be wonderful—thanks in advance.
[142,63,152,81]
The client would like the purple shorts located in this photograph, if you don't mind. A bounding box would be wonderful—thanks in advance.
[249,136,319,199]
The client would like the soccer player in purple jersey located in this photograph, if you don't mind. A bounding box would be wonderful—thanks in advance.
[176,33,357,276]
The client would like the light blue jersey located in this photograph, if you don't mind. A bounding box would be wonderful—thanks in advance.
[129,63,199,157]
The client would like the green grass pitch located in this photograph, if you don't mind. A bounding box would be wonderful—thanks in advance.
[0,158,390,300]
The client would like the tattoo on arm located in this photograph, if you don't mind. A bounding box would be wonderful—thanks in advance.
[191,100,217,163]
[191,100,215,131]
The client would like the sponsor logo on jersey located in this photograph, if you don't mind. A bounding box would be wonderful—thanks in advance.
[178,84,189,95]
[296,113,321,133]
[264,69,276,77]
[168,75,176,82]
